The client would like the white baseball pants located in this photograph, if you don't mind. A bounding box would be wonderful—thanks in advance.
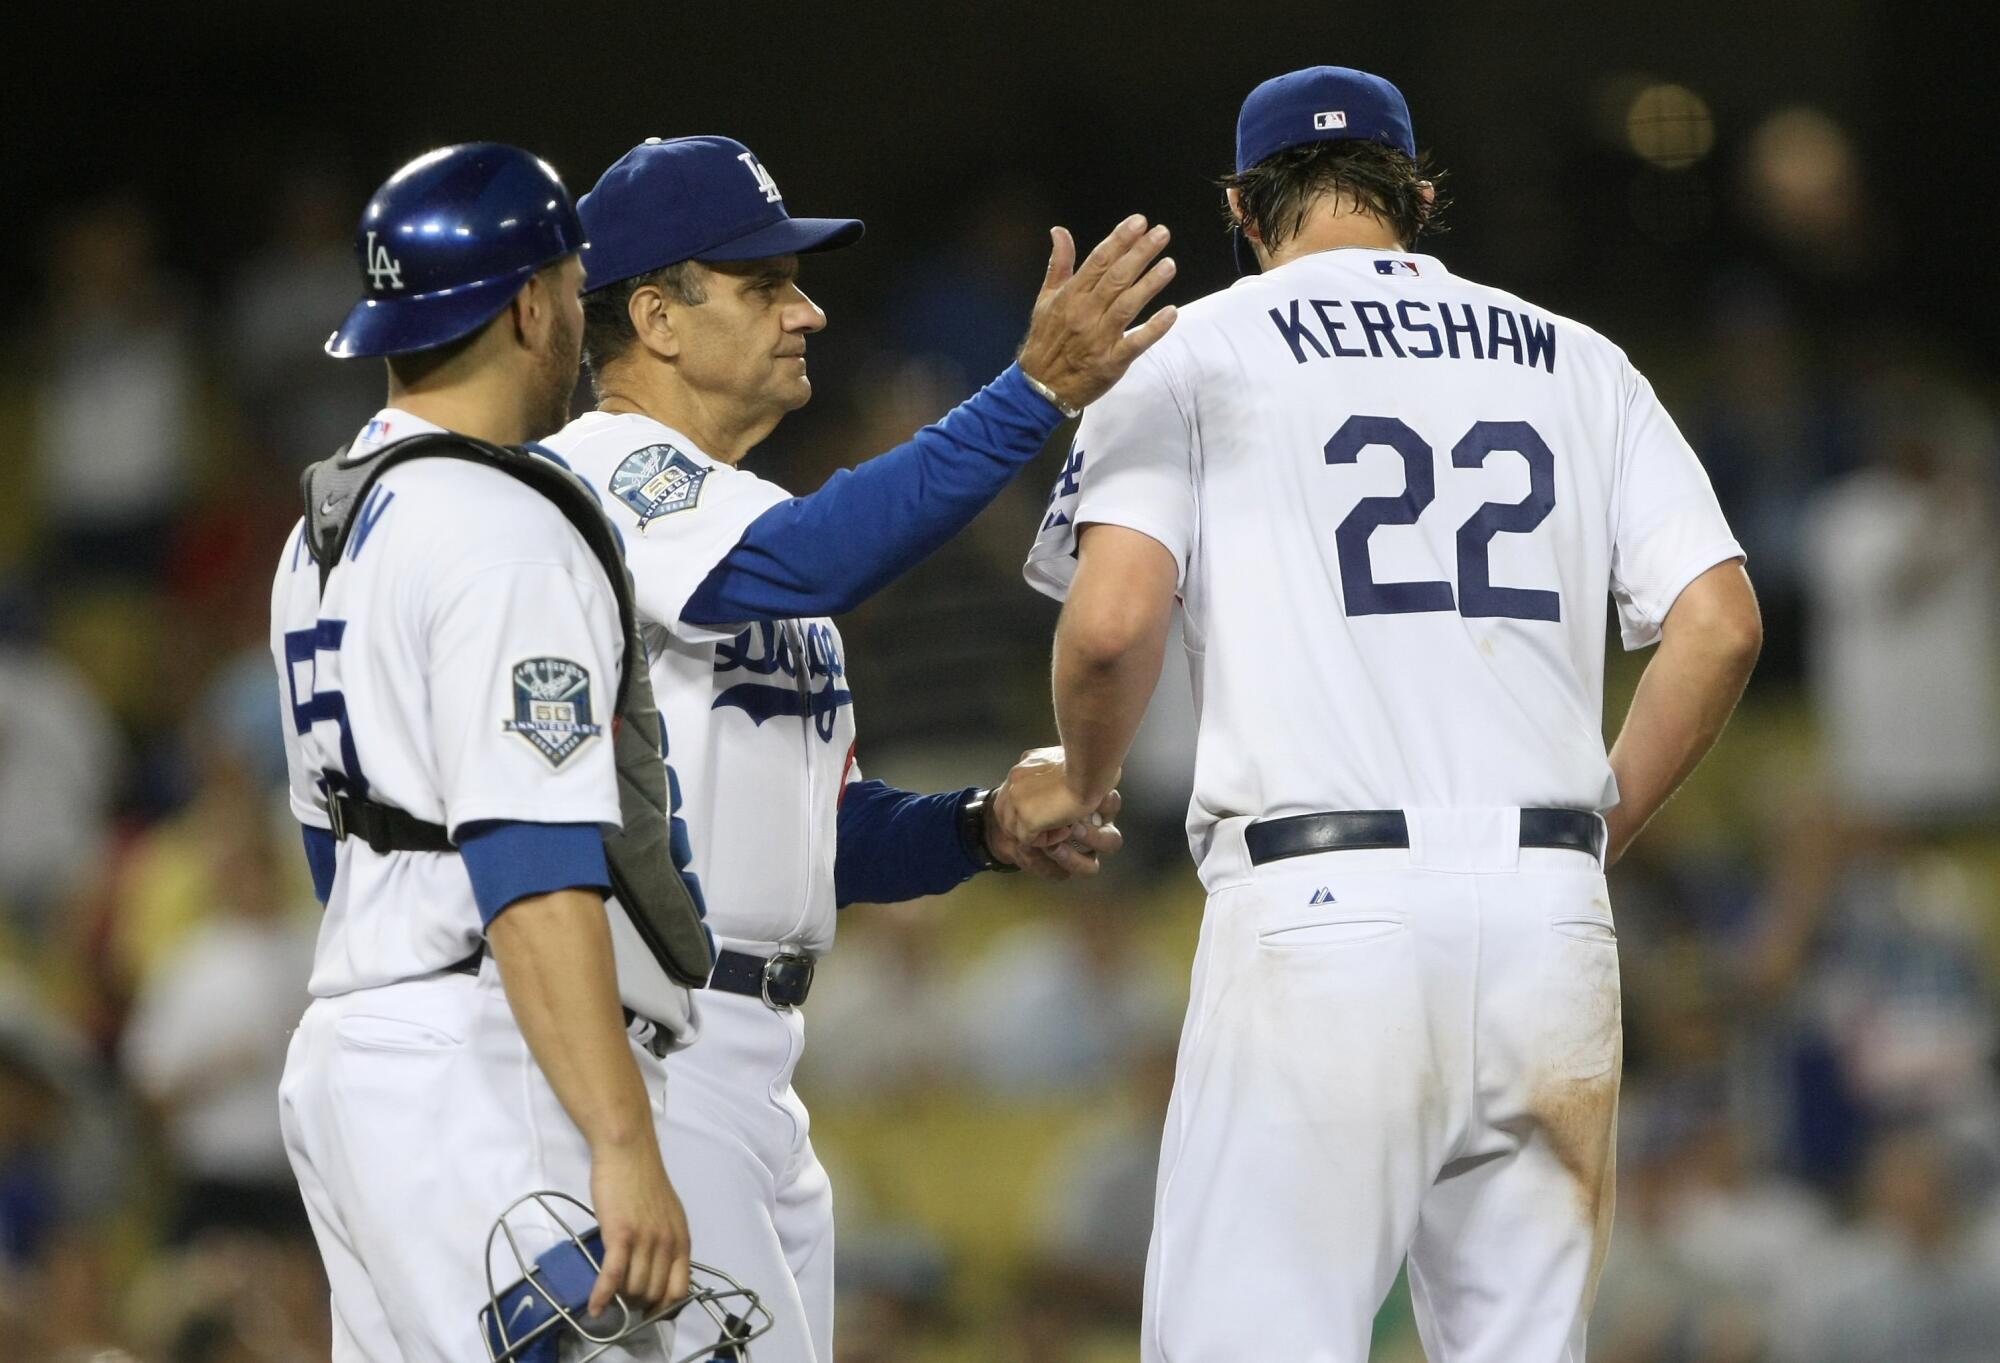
[1145,814,1622,1363]
[658,987,835,1363]
[280,962,678,1363]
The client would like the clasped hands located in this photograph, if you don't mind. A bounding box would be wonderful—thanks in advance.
[985,746,1123,880]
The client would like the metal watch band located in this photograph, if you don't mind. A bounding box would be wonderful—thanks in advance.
[960,787,1020,873]
[1022,371,1082,420]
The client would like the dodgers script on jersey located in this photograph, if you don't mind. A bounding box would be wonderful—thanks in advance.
[544,412,857,957]
[1026,247,1742,884]
[270,409,690,1033]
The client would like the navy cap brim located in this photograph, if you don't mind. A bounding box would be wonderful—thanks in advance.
[696,215,865,263]
[326,265,536,359]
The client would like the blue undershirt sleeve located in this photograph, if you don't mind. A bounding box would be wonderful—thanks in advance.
[682,365,1063,626]
[457,821,612,926]
[301,825,336,905]
[835,780,983,908]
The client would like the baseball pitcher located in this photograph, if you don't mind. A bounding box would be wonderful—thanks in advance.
[1002,67,1763,1363]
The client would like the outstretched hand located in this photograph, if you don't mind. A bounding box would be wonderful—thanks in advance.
[1017,217,1178,412]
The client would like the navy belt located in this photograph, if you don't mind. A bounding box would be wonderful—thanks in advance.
[445,946,675,1058]
[1243,808,1605,867]
[706,949,816,1010]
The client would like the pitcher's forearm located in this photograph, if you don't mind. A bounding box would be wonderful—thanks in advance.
[1606,561,1761,861]
[1607,648,1746,857]
[1054,626,1164,803]
[1052,525,1180,802]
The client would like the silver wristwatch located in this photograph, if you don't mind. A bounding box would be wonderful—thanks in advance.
[1022,372,1082,420]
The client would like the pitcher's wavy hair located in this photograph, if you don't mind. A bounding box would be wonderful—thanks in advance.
[1221,139,1449,254]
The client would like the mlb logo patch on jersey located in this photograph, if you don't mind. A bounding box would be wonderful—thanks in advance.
[503,658,603,766]
[609,444,707,527]
[1374,260,1420,276]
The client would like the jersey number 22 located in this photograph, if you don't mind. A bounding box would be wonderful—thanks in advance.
[1324,415,1558,622]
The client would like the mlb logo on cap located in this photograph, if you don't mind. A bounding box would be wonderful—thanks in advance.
[1314,111,1349,131]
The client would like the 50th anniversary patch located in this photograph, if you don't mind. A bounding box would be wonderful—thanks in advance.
[503,657,602,766]
[609,443,707,527]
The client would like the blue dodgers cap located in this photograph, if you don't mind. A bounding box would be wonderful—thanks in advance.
[328,143,584,359]
[1235,65,1417,173]
[580,136,865,291]
[1231,66,1417,274]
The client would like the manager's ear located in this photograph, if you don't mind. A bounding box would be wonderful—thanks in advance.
[625,283,683,362]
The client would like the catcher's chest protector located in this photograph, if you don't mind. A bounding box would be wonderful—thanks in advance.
[301,432,715,988]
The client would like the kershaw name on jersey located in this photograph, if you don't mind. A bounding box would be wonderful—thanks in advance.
[1266,290,1559,371]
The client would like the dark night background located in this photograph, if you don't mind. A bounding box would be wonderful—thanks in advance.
[13,2,1994,348]
[4,5,1999,1361]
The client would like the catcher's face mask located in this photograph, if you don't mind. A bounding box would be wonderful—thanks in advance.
[479,1191,771,1363]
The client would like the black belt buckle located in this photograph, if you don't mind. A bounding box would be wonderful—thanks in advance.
[761,952,815,1010]
[326,794,348,843]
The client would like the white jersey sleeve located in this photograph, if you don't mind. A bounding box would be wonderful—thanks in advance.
[1024,346,1198,600]
[617,458,789,643]
[1608,363,1746,649]
[543,417,791,644]
[425,552,625,834]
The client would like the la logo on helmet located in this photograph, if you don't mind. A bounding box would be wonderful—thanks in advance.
[736,152,782,204]
[366,230,405,291]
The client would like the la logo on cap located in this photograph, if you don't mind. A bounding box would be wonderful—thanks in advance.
[1313,110,1348,130]
[736,151,782,204]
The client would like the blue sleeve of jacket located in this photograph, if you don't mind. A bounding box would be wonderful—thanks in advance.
[835,780,983,908]
[301,825,336,905]
[682,364,1063,626]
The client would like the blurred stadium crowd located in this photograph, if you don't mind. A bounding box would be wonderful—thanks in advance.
[4,82,2000,1363]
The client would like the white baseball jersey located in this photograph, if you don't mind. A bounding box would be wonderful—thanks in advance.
[543,412,856,957]
[271,408,691,1035]
[1026,247,1742,885]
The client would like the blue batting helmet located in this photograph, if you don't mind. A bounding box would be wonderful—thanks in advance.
[327,143,585,360]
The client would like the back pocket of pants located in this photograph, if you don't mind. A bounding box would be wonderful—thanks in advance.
[1538,925,1622,1080]
[334,1014,463,1053]
[1550,915,1617,945]
[1258,917,1405,948]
